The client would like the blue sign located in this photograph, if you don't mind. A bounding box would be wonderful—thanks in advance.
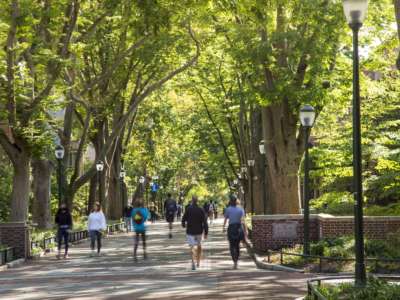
[151,183,159,192]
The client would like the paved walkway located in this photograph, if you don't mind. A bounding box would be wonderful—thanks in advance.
[0,219,310,299]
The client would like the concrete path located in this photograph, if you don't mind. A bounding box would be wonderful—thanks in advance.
[0,219,310,299]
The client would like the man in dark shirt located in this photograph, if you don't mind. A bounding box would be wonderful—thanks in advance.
[182,196,208,270]
[164,193,177,238]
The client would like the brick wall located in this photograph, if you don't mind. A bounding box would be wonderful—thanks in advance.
[0,222,30,259]
[252,214,400,252]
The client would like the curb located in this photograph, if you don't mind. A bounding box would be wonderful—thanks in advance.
[245,240,304,273]
[0,258,26,272]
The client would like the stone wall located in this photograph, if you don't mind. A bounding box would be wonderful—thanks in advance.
[0,222,30,259]
[252,214,400,252]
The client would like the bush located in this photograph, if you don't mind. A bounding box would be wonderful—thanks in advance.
[308,277,400,300]
[311,192,354,215]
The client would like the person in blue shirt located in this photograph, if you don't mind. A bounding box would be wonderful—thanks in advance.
[131,199,149,261]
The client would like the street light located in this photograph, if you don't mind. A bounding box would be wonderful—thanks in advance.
[259,140,266,155]
[55,145,65,207]
[96,160,104,204]
[139,176,145,184]
[343,0,368,287]
[300,104,316,256]
[247,159,255,214]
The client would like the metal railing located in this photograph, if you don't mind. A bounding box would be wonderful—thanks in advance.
[266,249,400,273]
[0,247,15,266]
[30,222,126,252]
[307,275,400,300]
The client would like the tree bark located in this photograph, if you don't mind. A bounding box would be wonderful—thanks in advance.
[107,139,123,220]
[10,154,30,221]
[262,105,301,214]
[395,0,400,69]
[32,159,53,229]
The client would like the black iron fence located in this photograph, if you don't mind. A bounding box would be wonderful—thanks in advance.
[0,247,15,266]
[266,249,400,274]
[307,275,400,300]
[31,222,126,252]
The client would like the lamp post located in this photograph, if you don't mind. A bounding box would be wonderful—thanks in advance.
[300,105,316,256]
[96,160,104,204]
[240,166,247,209]
[343,0,368,287]
[247,159,255,214]
[259,139,268,214]
[55,145,65,207]
[120,166,126,216]
[139,176,145,205]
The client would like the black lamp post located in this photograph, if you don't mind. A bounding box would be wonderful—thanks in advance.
[120,166,126,216]
[259,140,268,214]
[343,0,368,287]
[55,145,65,208]
[247,159,255,214]
[300,105,316,256]
[96,160,104,204]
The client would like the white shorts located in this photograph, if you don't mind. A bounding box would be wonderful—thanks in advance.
[187,234,202,246]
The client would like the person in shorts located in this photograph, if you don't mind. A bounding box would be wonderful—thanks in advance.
[164,193,177,238]
[182,196,208,270]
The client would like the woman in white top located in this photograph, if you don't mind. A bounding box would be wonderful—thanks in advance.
[88,202,107,256]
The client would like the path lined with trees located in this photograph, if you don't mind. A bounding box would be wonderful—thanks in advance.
[0,220,310,300]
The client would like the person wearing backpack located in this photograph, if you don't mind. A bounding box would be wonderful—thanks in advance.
[55,203,73,259]
[223,195,246,270]
[131,199,149,261]
[88,202,107,257]
[164,193,177,239]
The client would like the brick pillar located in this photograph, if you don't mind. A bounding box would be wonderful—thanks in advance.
[0,222,30,259]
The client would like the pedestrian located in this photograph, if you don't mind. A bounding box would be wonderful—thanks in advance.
[182,196,208,270]
[124,204,133,232]
[164,193,177,238]
[149,204,157,223]
[223,195,246,269]
[213,201,218,219]
[88,202,107,257]
[55,203,73,260]
[177,203,182,221]
[131,199,149,261]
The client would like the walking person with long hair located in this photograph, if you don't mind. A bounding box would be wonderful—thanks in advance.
[55,203,73,259]
[88,202,107,257]
[223,195,246,269]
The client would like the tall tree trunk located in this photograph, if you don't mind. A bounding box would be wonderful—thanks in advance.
[87,174,97,214]
[395,0,400,69]
[262,105,301,214]
[0,135,31,222]
[107,142,123,220]
[32,159,53,229]
[11,154,30,221]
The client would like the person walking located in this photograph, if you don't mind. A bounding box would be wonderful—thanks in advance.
[131,199,149,261]
[223,195,246,269]
[124,204,133,232]
[182,196,208,271]
[55,203,73,260]
[164,193,177,238]
[88,202,107,257]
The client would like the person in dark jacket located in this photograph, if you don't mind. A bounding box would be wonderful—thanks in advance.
[181,196,208,270]
[55,203,73,259]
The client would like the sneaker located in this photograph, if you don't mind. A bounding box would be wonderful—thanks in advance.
[233,261,238,270]
[192,262,196,271]
[63,254,69,259]
[56,251,61,260]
